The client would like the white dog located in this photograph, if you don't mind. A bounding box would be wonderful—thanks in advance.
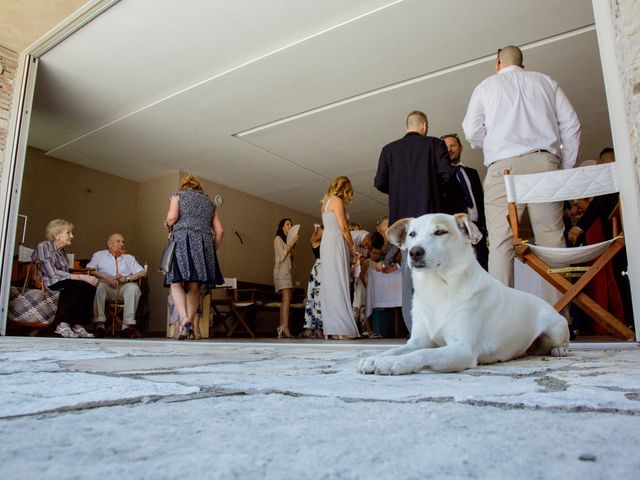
[358,213,569,375]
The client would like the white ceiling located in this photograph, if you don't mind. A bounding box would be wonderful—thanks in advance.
[28,0,608,227]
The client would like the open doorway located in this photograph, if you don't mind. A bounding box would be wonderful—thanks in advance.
[1,0,638,340]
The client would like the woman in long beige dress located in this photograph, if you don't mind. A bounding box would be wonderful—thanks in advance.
[319,176,360,339]
[273,218,298,338]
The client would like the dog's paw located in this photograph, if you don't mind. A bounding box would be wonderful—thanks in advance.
[550,345,570,357]
[357,357,377,374]
[373,357,418,376]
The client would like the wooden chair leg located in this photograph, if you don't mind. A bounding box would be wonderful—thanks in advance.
[554,241,624,311]
[520,253,634,340]
[226,306,256,338]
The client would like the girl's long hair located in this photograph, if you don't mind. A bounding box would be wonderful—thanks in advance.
[275,218,292,243]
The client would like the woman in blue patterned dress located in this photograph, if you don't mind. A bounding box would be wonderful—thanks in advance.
[165,174,224,339]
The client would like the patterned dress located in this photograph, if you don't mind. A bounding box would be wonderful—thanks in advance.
[164,189,223,287]
[304,244,322,331]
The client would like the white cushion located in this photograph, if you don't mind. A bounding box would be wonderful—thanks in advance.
[505,163,619,203]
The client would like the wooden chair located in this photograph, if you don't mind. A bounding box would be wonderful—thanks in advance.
[106,284,125,336]
[102,277,144,337]
[504,162,633,340]
[210,278,257,338]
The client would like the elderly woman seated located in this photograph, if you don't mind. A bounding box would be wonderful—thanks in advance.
[33,219,98,337]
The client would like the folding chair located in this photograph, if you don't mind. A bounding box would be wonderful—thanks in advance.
[103,278,144,337]
[504,162,633,340]
[210,278,256,338]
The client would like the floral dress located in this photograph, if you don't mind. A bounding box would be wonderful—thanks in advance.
[304,244,322,331]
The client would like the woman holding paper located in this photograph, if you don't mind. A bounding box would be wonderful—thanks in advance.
[273,218,298,338]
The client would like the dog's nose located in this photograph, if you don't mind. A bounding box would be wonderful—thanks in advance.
[409,246,425,261]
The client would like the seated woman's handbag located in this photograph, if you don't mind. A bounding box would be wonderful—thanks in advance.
[8,260,59,325]
[159,227,176,274]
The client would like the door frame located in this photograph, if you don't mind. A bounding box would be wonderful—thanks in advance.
[1,1,639,337]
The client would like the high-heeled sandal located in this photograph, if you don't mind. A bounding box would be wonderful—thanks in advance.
[177,317,192,340]
[277,325,293,339]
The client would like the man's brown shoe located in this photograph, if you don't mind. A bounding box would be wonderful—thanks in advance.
[94,324,106,338]
[120,326,143,339]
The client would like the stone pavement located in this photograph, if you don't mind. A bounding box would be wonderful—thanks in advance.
[1,336,640,479]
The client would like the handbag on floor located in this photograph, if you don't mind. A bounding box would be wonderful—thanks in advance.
[159,227,176,274]
[8,261,59,325]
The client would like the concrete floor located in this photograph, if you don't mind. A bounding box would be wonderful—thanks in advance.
[1,336,640,479]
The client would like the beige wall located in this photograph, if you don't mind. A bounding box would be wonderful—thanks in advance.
[18,152,322,332]
[192,173,319,287]
[611,0,640,179]
[20,147,140,257]
[0,46,18,184]
[135,172,179,331]
[137,171,320,332]
[0,1,90,53]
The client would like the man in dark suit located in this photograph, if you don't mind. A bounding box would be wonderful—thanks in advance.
[374,111,454,331]
[441,133,489,270]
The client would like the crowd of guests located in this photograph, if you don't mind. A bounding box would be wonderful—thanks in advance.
[283,44,631,339]
[30,44,631,340]
[32,173,221,340]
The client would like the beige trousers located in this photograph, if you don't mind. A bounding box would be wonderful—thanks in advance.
[484,151,565,288]
[93,281,141,326]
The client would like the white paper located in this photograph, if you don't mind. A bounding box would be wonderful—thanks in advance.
[287,224,300,245]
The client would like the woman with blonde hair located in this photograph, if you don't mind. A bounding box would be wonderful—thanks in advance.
[34,219,99,337]
[319,176,360,339]
[165,173,224,339]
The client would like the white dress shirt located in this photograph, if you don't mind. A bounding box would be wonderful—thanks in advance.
[87,250,144,277]
[462,65,581,169]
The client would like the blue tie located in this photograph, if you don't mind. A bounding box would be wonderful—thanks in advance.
[455,165,474,209]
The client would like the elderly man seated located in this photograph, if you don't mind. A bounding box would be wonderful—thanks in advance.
[88,233,147,338]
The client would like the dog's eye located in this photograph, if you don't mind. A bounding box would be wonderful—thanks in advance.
[408,231,416,238]
[434,229,448,236]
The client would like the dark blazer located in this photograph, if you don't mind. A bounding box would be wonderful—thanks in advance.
[445,164,489,270]
[374,132,453,224]
[443,166,486,227]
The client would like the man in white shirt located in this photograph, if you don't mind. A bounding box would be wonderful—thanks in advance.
[88,233,147,337]
[462,45,581,287]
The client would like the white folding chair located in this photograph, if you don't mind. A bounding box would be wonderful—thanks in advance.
[504,162,633,339]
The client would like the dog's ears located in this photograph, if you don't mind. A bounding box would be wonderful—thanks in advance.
[386,218,413,248]
[454,213,483,245]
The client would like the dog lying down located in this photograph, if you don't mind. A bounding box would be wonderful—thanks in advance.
[358,213,569,375]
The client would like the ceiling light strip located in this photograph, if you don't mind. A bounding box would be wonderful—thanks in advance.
[46,0,405,155]
[234,24,596,137]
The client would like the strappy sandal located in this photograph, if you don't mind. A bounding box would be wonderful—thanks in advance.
[176,317,192,340]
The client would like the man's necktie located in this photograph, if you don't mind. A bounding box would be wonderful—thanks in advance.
[455,165,474,209]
